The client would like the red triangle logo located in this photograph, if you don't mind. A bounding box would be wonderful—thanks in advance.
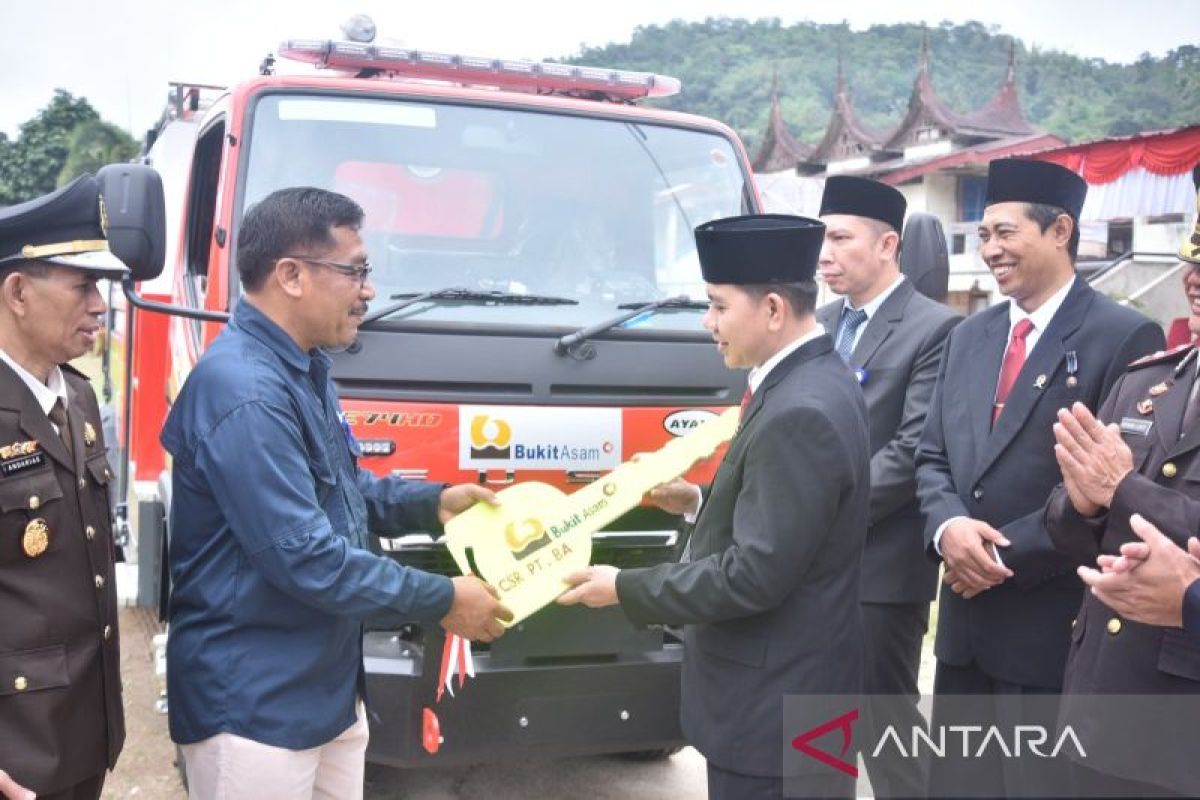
[790,708,859,778]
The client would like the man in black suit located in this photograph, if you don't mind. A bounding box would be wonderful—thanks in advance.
[816,175,961,799]
[914,158,1164,796]
[561,214,870,800]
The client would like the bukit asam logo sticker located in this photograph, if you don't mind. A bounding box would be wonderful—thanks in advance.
[458,406,622,471]
[470,414,512,459]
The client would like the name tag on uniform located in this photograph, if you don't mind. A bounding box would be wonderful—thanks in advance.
[1,450,47,477]
[1119,417,1153,437]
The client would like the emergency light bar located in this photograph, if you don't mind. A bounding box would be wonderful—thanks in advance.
[277,39,682,100]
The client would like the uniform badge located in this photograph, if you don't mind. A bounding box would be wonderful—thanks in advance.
[0,441,45,477]
[1034,374,1047,389]
[22,518,49,558]
[1149,382,1170,397]
[1137,398,1154,415]
[0,440,39,460]
[1120,417,1153,436]
[1065,351,1079,388]
[98,195,109,237]
[84,422,97,447]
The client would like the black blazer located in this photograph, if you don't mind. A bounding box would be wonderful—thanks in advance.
[915,278,1163,689]
[819,279,961,604]
[616,334,871,777]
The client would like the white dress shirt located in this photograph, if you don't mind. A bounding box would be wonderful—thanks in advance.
[836,274,907,354]
[0,347,69,432]
[685,323,827,521]
[933,276,1077,560]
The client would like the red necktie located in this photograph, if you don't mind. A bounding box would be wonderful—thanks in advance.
[993,318,1035,425]
[739,387,753,422]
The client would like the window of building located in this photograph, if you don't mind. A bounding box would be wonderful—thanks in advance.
[1106,219,1133,259]
[958,175,988,222]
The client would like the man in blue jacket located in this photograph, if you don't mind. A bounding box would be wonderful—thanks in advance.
[162,187,510,800]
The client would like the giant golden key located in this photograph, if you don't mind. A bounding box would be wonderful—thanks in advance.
[442,407,739,624]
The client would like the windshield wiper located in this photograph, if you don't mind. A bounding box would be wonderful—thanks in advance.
[615,298,709,311]
[361,287,577,325]
[554,295,707,358]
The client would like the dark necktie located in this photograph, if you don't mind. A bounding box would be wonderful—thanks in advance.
[1182,363,1200,438]
[993,318,1035,426]
[835,307,868,363]
[47,398,73,459]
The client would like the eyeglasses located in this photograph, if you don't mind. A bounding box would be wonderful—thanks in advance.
[284,256,373,287]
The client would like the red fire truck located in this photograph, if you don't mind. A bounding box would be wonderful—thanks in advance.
[106,27,758,768]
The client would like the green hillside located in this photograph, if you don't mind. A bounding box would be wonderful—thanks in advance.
[560,19,1200,153]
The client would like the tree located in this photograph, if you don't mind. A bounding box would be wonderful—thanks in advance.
[561,19,1200,153]
[0,90,100,205]
[57,120,139,187]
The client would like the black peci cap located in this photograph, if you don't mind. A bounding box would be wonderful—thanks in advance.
[985,158,1088,220]
[819,175,907,233]
[695,214,825,284]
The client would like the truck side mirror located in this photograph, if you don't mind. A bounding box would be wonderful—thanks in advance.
[97,163,166,282]
[900,212,950,304]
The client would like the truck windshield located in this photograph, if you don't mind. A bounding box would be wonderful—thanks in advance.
[241,93,751,332]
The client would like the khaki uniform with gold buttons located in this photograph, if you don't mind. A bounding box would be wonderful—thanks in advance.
[0,360,123,795]
[1045,343,1200,794]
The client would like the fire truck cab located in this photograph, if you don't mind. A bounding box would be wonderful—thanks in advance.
[114,30,757,768]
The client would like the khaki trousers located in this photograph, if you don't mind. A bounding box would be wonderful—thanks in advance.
[180,702,368,800]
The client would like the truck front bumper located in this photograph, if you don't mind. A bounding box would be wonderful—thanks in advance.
[363,620,684,767]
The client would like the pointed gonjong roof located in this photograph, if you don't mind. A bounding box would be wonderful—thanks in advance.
[958,42,1037,137]
[807,55,889,166]
[751,73,814,173]
[882,34,1037,151]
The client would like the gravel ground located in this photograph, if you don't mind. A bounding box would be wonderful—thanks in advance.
[102,607,186,800]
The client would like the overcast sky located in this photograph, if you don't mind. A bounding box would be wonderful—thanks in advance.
[3,0,1198,138]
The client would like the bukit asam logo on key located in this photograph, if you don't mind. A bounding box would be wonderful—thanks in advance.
[504,518,552,560]
[459,407,622,470]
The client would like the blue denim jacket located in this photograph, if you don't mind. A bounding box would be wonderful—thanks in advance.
[161,300,453,748]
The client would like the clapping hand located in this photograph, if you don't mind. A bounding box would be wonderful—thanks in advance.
[1053,403,1133,516]
[0,769,35,800]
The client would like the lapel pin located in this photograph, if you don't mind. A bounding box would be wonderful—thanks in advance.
[83,422,97,447]
[1149,382,1170,397]
[1034,374,1047,390]
[1137,398,1154,415]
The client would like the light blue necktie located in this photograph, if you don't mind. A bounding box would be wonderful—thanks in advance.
[835,307,869,363]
